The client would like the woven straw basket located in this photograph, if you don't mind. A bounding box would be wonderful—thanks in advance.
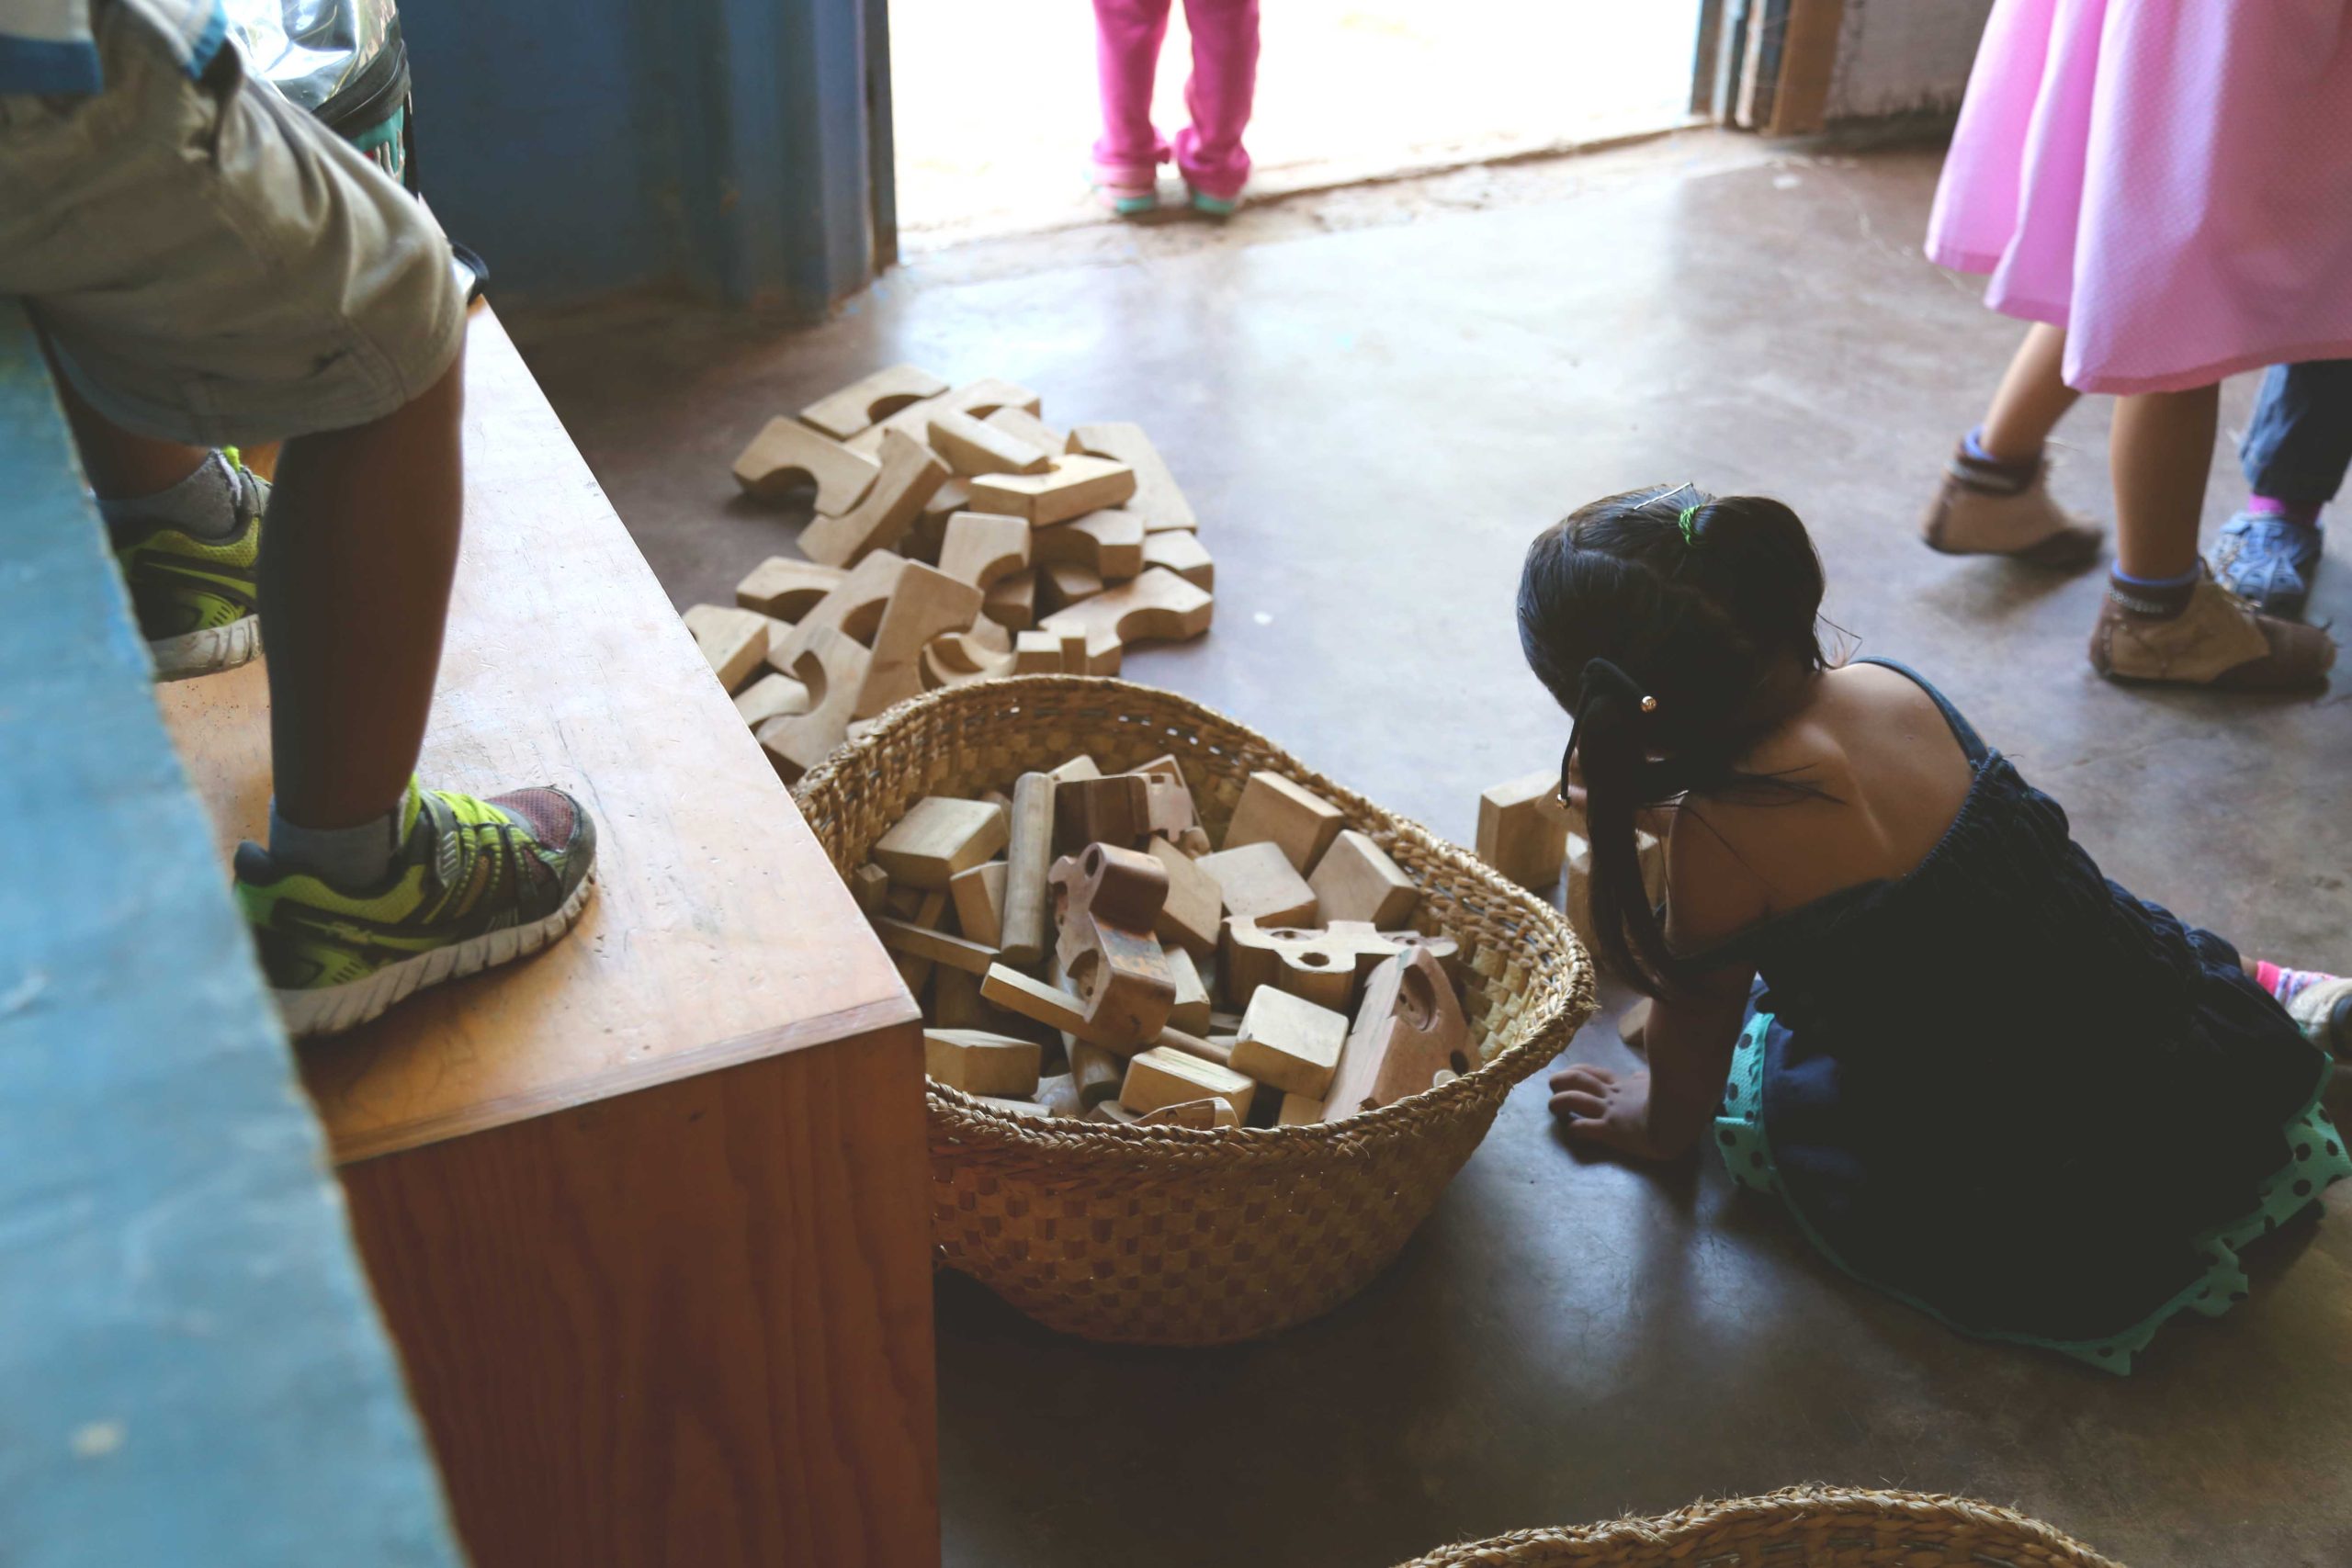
[1396,1487,2127,1568]
[794,675,1595,1345]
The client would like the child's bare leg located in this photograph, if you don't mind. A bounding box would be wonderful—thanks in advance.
[2091,383,2335,687]
[259,344,465,829]
[1980,321,2080,460]
[1922,323,2102,564]
[45,361,210,498]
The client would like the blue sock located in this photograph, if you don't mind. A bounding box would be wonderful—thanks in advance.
[1962,426,2038,469]
[267,797,404,889]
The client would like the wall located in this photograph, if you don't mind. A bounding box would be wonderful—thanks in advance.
[400,0,885,316]
[1824,0,1993,121]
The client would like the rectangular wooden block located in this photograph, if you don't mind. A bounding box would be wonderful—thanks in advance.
[1012,629,1061,672]
[928,409,1052,478]
[873,796,1010,889]
[731,417,881,513]
[1120,1045,1256,1122]
[1194,840,1318,929]
[1145,839,1222,959]
[1307,829,1419,927]
[1054,773,1152,853]
[999,772,1056,965]
[682,604,770,693]
[1225,771,1346,874]
[983,405,1066,454]
[1277,1092,1326,1126]
[875,917,997,976]
[1166,945,1212,1033]
[1068,421,1197,531]
[798,428,950,569]
[736,557,846,619]
[1230,987,1348,1099]
[799,363,950,440]
[948,861,1007,951]
[966,454,1137,526]
[1477,770,1569,890]
[979,964,1090,1037]
[922,1029,1042,1097]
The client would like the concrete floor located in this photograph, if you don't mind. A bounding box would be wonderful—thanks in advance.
[513,132,2352,1568]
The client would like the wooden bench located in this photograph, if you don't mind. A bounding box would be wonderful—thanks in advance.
[155,308,936,1568]
[0,301,463,1565]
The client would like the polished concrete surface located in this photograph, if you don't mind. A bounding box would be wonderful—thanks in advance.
[514,133,2352,1567]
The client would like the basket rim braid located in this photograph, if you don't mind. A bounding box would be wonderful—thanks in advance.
[1396,1486,2128,1568]
[797,675,1590,1161]
[794,674,1597,1342]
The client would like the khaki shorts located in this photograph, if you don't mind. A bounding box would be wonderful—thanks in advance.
[0,4,464,448]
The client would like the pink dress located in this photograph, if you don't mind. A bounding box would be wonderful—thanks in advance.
[1927,0,2352,395]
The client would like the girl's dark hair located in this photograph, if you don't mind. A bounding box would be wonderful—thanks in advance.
[1517,484,1829,998]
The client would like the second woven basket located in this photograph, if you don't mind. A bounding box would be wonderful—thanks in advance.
[794,676,1596,1345]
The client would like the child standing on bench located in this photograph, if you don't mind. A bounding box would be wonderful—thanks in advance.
[1088,0,1258,216]
[1,0,595,1035]
[1519,483,2346,1372]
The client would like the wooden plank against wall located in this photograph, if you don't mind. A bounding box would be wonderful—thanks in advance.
[1766,0,1849,136]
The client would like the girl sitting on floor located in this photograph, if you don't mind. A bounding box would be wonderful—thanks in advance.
[1520,483,2347,1372]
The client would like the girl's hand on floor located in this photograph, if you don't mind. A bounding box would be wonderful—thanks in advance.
[1549,1064,1675,1161]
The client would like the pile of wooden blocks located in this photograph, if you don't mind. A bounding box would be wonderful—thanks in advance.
[854,755,1478,1129]
[1475,771,1664,962]
[678,364,1216,783]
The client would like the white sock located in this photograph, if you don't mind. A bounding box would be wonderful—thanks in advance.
[267,797,405,889]
[97,452,243,543]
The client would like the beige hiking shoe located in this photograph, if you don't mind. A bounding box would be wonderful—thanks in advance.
[2088,571,2335,688]
[1921,444,2105,567]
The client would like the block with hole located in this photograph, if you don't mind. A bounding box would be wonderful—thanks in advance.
[967,454,1137,526]
[937,512,1032,588]
[771,550,905,671]
[732,671,811,728]
[681,604,770,692]
[1046,842,1177,1051]
[853,562,986,719]
[736,557,846,620]
[732,417,882,513]
[1033,508,1146,581]
[1068,421,1196,532]
[844,378,1043,458]
[798,364,950,440]
[1035,566,1212,675]
[1324,947,1470,1121]
[1140,530,1213,588]
[798,429,950,569]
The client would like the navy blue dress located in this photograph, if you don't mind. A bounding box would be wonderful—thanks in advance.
[1702,660,2344,1371]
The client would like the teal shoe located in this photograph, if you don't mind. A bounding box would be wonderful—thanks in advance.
[1187,187,1238,217]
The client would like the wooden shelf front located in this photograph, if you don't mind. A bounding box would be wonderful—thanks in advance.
[156,306,934,1568]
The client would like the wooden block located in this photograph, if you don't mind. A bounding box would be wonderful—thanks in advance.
[933,963,987,1028]
[1035,1072,1086,1118]
[874,795,1009,889]
[1136,1098,1238,1130]
[984,405,1066,454]
[1039,560,1103,614]
[1225,772,1346,874]
[799,364,950,440]
[1069,421,1197,532]
[929,409,1052,477]
[1047,843,1176,1051]
[1277,1092,1326,1126]
[1324,948,1469,1121]
[1477,770,1570,890]
[682,604,770,692]
[732,418,882,513]
[876,917,997,975]
[1121,1046,1256,1122]
[920,632,1015,692]
[849,863,890,914]
[1139,530,1213,588]
[967,454,1137,526]
[981,568,1037,631]
[1166,945,1212,1033]
[1230,987,1348,1099]
[922,1028,1041,1097]
[1033,509,1146,581]
[937,512,1032,588]
[1195,840,1317,928]
[1012,629,1062,672]
[1173,825,1214,858]
[1308,829,1419,927]
[1065,1036,1125,1107]
[980,964,1091,1038]
[1087,1100,1142,1125]
[736,558,847,621]
[949,861,1007,950]
[1220,919,1460,1014]
[854,562,985,719]
[974,1094,1053,1119]
[732,671,812,728]
[1054,773,1152,854]
[843,378,1043,458]
[883,884,925,920]
[1000,772,1055,965]
[1048,755,1102,783]
[770,549,906,671]
[757,624,868,781]
[799,429,950,569]
[1145,838,1223,959]
[1035,568,1212,676]
[1128,757,1199,838]
[1157,1025,1234,1071]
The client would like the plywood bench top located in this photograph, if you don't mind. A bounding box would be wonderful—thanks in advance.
[159,308,915,1165]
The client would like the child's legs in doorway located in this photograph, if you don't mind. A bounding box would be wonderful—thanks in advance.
[1173,0,1259,200]
[1091,0,1174,185]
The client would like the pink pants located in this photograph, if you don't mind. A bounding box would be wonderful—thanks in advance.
[1091,0,1260,200]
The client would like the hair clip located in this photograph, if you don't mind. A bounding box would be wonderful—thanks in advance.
[1677,505,1702,546]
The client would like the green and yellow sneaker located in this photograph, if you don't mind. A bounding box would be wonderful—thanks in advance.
[234,778,598,1038]
[111,450,266,681]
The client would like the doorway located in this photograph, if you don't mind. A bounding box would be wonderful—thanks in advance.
[888,0,1706,252]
